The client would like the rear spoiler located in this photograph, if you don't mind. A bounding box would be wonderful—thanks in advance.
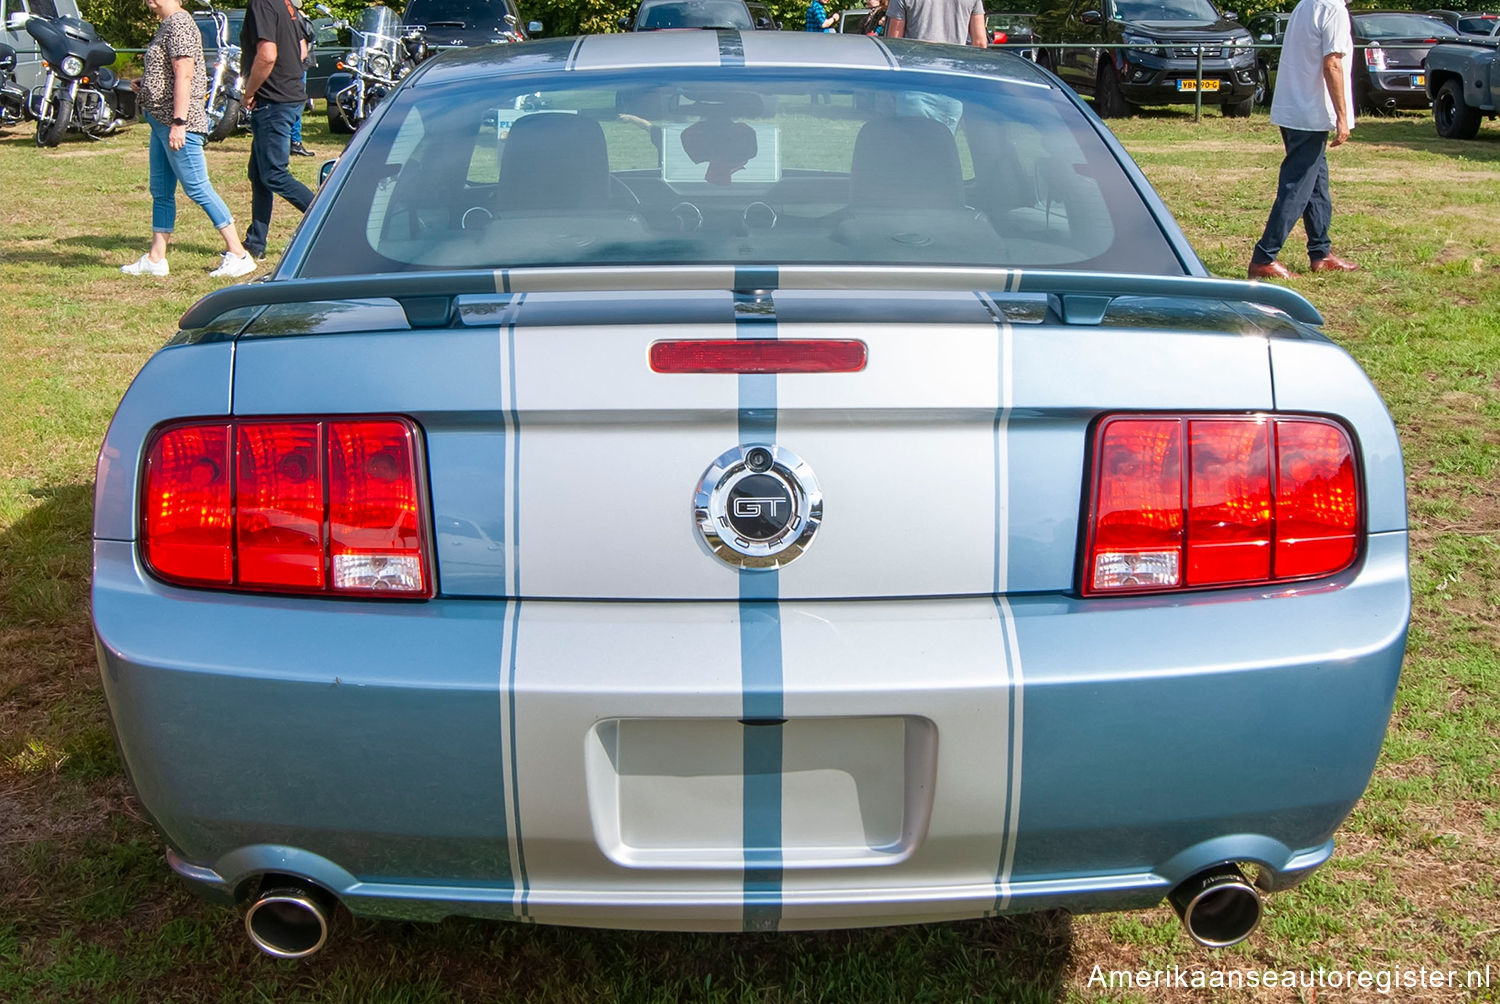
[179,265,1324,331]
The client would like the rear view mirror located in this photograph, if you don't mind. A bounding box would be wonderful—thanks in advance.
[319,159,337,186]
[1080,10,1103,25]
[528,20,542,33]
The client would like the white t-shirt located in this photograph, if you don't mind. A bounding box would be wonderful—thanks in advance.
[1269,0,1355,132]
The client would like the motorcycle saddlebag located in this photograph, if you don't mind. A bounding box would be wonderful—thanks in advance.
[112,80,137,120]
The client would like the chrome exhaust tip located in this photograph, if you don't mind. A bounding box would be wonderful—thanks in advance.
[1168,863,1263,948]
[244,878,336,959]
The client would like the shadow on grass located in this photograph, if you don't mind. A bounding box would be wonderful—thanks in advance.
[1347,116,1500,161]
[3,239,228,269]
[0,481,93,630]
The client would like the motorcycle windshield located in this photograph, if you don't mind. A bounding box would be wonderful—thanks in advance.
[355,6,403,50]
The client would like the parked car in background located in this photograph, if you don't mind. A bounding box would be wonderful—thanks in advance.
[95,32,1408,960]
[1427,33,1500,136]
[1244,9,1288,105]
[1351,10,1460,113]
[1039,0,1258,117]
[402,0,534,48]
[986,9,1039,58]
[838,7,870,32]
[621,0,777,30]
[1425,8,1499,35]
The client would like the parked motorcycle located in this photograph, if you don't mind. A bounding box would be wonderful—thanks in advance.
[8,11,133,146]
[0,42,29,128]
[196,0,246,141]
[319,4,427,133]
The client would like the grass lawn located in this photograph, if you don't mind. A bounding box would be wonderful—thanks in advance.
[1,104,1497,1002]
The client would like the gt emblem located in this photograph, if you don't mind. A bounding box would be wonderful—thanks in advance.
[734,497,783,518]
[694,445,822,569]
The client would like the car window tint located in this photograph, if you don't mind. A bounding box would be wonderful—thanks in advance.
[1352,13,1459,37]
[305,69,1183,277]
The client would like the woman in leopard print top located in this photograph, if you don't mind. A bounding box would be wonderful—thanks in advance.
[122,0,254,278]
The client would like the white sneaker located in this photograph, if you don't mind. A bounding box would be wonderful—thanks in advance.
[121,254,169,277]
[209,252,256,278]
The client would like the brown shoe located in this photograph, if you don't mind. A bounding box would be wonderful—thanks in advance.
[1247,259,1295,279]
[1310,252,1358,273]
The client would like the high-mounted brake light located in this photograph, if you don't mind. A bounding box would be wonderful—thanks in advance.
[649,339,867,374]
[1083,414,1359,595]
[142,417,430,596]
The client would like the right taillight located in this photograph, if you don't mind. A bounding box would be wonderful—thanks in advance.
[142,416,431,597]
[1084,414,1359,595]
[1364,44,1386,69]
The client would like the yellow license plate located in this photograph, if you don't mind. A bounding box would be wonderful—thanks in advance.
[1176,79,1221,92]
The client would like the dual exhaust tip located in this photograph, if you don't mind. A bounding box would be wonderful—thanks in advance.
[1169,863,1264,948]
[240,863,1263,958]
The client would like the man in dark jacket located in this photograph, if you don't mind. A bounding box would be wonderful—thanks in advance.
[240,0,314,259]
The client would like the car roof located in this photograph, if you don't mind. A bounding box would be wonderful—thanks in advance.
[410,30,1048,86]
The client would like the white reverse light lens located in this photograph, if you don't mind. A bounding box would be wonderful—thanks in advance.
[1092,550,1181,592]
[333,553,424,592]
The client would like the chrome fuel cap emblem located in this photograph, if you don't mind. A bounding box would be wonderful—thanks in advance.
[694,444,822,569]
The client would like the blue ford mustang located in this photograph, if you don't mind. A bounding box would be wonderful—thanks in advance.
[93,31,1409,958]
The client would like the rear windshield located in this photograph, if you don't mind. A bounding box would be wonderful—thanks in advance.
[1352,13,1459,37]
[302,67,1184,277]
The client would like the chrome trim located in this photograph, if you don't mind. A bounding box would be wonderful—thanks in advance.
[694,443,822,569]
[1168,863,1263,948]
[244,883,334,959]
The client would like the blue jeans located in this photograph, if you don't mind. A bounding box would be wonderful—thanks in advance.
[1252,127,1333,265]
[291,71,307,144]
[146,112,233,233]
[244,100,314,258]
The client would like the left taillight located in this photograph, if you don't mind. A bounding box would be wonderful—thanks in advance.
[141,417,431,597]
[1083,413,1360,596]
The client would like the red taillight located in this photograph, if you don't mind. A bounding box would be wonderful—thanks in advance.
[1084,414,1359,595]
[1364,45,1386,69]
[649,339,867,373]
[142,417,430,596]
[992,30,1008,44]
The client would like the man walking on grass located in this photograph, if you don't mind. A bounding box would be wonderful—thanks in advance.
[240,0,314,261]
[1247,0,1358,279]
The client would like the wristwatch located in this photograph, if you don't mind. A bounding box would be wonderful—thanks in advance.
[171,116,188,126]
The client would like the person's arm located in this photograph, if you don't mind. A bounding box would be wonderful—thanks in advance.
[169,55,195,149]
[1322,51,1349,146]
[888,16,905,35]
[243,38,279,110]
[968,11,987,45]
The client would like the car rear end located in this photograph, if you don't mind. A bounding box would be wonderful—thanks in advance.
[92,38,1409,950]
[1355,12,1462,110]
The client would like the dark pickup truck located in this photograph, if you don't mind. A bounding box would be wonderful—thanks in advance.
[1427,35,1500,137]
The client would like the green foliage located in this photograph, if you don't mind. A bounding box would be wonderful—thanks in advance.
[78,0,157,48]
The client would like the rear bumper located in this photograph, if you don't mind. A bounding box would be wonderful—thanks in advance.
[1365,68,1433,108]
[95,531,1408,931]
